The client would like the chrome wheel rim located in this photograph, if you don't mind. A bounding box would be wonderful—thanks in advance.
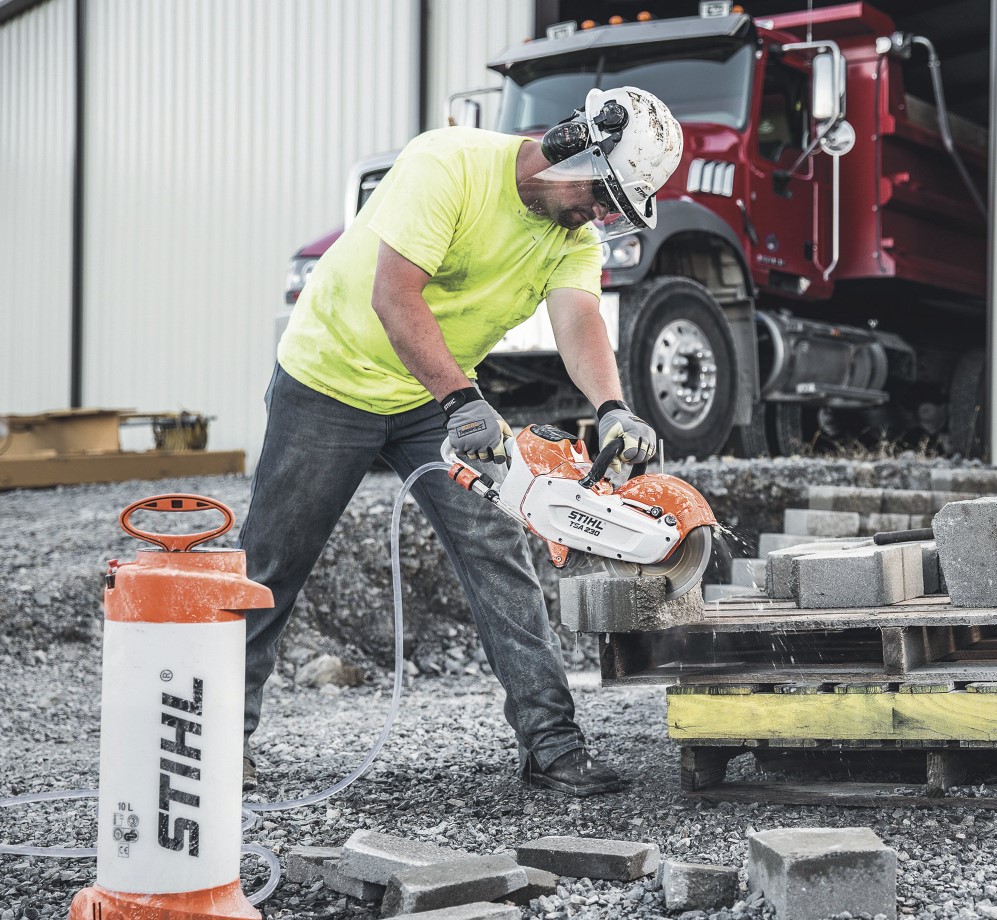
[648,318,718,431]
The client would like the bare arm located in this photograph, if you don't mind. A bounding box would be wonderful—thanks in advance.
[370,240,471,400]
[547,287,625,408]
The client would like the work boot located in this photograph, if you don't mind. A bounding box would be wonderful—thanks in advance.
[242,755,257,793]
[524,748,629,797]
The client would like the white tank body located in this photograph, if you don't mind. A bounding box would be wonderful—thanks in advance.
[95,619,245,893]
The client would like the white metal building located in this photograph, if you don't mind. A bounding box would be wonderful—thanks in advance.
[0,0,532,465]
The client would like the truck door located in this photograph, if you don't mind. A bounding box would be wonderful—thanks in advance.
[747,52,829,298]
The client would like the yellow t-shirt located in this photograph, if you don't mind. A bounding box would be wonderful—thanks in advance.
[278,127,603,414]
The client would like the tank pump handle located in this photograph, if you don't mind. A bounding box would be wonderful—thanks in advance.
[118,493,235,552]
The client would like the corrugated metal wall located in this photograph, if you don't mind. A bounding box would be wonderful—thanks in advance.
[82,0,420,458]
[1,0,538,464]
[425,0,532,131]
[0,0,74,412]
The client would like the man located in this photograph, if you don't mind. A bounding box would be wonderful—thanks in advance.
[241,86,683,797]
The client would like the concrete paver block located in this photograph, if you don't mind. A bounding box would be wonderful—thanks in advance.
[807,485,883,513]
[784,509,861,538]
[758,533,843,558]
[793,545,908,608]
[917,541,940,594]
[881,489,934,515]
[391,904,520,920]
[559,575,704,632]
[516,836,659,881]
[932,490,977,512]
[731,558,766,589]
[934,498,997,606]
[339,830,466,887]
[286,845,385,900]
[765,540,871,599]
[704,584,759,603]
[382,856,527,917]
[859,512,911,536]
[931,469,997,494]
[506,866,559,905]
[747,827,897,920]
[659,860,739,911]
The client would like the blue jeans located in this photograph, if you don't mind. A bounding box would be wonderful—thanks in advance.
[239,365,585,770]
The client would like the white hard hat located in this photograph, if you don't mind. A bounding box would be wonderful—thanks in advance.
[583,86,683,231]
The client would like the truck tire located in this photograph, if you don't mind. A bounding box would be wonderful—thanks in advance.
[725,401,771,457]
[620,277,738,459]
[949,349,986,459]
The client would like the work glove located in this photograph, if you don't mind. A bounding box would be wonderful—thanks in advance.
[440,387,513,464]
[597,400,657,473]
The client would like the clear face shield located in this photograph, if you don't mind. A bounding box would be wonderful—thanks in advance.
[522,146,654,242]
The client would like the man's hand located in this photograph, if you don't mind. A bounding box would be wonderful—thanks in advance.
[597,400,657,472]
[441,388,513,464]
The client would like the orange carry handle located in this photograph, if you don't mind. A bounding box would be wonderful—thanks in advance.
[118,493,235,552]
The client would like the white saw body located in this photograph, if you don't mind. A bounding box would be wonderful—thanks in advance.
[446,423,717,599]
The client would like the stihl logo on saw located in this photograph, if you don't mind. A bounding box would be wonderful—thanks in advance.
[158,677,204,857]
[568,509,605,536]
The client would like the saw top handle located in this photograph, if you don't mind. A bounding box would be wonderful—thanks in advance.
[579,437,648,489]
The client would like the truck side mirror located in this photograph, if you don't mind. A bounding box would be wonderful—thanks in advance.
[456,99,482,128]
[811,51,845,124]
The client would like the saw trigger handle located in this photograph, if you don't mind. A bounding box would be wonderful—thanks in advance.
[579,437,624,489]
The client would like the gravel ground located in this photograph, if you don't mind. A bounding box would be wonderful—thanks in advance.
[2,462,997,920]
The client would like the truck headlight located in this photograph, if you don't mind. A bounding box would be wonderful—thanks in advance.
[600,235,641,270]
[285,257,318,304]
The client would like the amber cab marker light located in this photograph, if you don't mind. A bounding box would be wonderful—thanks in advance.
[580,19,597,29]
[637,10,654,21]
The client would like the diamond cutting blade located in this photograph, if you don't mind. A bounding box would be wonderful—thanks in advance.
[602,525,713,599]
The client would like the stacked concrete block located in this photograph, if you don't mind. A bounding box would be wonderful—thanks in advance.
[731,558,766,590]
[391,905,520,920]
[765,539,871,599]
[747,827,897,920]
[931,468,997,494]
[559,575,704,632]
[792,542,924,608]
[758,532,841,557]
[932,489,974,512]
[286,845,386,900]
[920,541,942,595]
[934,497,997,606]
[338,830,467,887]
[784,509,861,538]
[516,836,659,881]
[382,856,527,917]
[881,489,934,515]
[807,485,883,513]
[658,860,739,911]
[859,512,912,535]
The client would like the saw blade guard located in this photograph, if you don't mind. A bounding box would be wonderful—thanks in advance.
[612,472,717,551]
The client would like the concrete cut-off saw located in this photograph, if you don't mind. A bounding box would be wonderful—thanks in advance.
[446,423,717,600]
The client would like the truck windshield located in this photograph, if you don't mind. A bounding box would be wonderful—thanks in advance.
[496,41,754,133]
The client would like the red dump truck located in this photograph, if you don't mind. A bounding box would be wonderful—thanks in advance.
[282,2,988,459]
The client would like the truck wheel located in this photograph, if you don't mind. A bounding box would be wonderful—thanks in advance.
[949,350,986,458]
[621,277,738,460]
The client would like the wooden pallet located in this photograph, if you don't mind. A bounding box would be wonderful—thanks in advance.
[598,592,997,804]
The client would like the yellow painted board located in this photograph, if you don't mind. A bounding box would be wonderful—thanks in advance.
[668,691,997,742]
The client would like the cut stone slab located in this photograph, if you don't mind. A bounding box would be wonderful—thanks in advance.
[731,558,766,589]
[339,830,466,887]
[559,575,704,632]
[516,836,659,881]
[505,866,559,905]
[381,856,527,917]
[934,497,997,606]
[391,904,520,920]
[931,468,997,494]
[758,532,842,558]
[747,827,897,920]
[285,845,385,900]
[792,543,923,608]
[807,485,883,514]
[765,539,871,600]
[784,509,861,538]
[659,860,739,911]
